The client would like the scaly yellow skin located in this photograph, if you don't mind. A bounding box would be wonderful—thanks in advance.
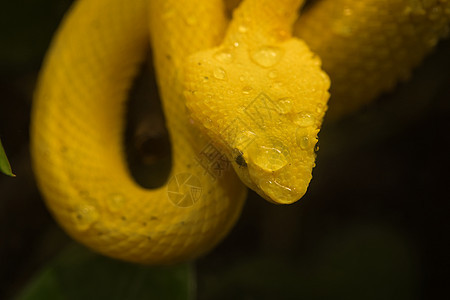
[31,0,449,264]
[31,0,247,264]
[295,0,450,120]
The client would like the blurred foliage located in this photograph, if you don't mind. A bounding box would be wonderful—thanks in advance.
[1,0,449,299]
[0,139,15,177]
[16,243,194,300]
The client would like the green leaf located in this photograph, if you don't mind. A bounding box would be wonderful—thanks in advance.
[16,243,195,300]
[0,139,15,177]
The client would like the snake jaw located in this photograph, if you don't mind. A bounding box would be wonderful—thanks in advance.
[255,178,307,205]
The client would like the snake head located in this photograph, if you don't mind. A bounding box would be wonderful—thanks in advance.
[184,36,329,204]
[183,0,329,204]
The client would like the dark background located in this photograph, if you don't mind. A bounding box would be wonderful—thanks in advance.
[1,0,449,299]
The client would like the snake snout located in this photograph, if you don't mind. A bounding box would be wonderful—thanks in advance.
[240,139,309,204]
[259,177,307,205]
[246,161,308,204]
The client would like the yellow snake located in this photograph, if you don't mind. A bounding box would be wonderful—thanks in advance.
[30,0,449,264]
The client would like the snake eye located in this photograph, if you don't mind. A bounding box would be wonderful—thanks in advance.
[233,148,247,167]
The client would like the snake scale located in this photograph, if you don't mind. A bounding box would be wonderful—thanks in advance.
[31,0,449,264]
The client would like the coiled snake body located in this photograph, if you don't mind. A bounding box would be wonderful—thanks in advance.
[31,0,449,264]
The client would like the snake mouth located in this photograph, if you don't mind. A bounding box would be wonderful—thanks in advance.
[256,175,307,205]
[243,159,307,204]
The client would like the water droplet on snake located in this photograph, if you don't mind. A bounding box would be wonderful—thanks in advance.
[294,112,316,127]
[250,46,283,68]
[297,133,310,150]
[276,98,293,114]
[234,131,256,149]
[72,204,99,231]
[238,25,248,33]
[213,67,227,80]
[107,193,126,212]
[316,104,324,114]
[273,81,283,89]
[213,49,234,64]
[202,118,213,129]
[242,86,253,95]
[314,142,320,152]
[252,144,289,172]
